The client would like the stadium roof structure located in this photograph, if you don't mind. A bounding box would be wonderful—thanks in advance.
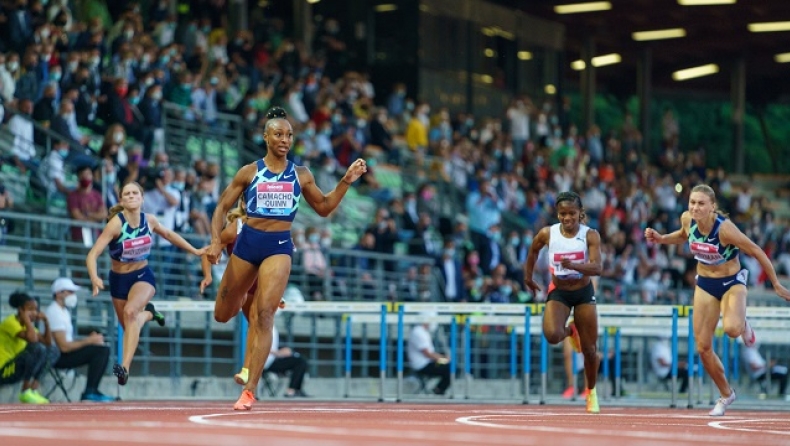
[494,0,790,102]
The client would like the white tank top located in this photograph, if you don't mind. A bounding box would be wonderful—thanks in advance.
[547,223,590,280]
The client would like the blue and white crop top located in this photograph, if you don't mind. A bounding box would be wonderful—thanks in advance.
[108,212,154,262]
[243,159,302,221]
[688,215,739,266]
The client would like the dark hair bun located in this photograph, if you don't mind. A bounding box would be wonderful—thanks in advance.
[266,107,288,120]
[9,291,33,309]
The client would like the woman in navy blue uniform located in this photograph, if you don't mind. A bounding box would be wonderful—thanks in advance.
[646,184,790,416]
[86,182,206,385]
[206,107,366,410]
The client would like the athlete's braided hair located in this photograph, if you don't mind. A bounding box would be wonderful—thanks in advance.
[555,191,586,223]
[263,106,288,133]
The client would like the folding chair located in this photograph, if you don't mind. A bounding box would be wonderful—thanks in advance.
[259,370,286,397]
[45,367,74,402]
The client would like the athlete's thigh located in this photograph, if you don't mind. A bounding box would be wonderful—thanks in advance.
[573,303,599,348]
[127,281,156,312]
[215,255,260,308]
[692,287,722,347]
[721,284,747,328]
[543,300,571,334]
[252,254,292,311]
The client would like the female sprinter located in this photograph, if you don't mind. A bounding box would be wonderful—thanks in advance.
[199,199,285,386]
[206,107,366,410]
[86,182,207,385]
[645,184,790,416]
[523,191,602,413]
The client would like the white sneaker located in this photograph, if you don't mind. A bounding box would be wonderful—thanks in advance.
[742,319,756,347]
[709,389,736,416]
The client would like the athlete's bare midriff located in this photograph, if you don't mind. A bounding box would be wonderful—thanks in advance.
[696,257,742,279]
[550,275,592,292]
[111,259,149,274]
[245,218,292,233]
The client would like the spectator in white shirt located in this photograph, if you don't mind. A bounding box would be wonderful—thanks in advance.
[39,140,71,202]
[44,278,114,402]
[741,342,788,398]
[650,336,688,393]
[8,99,37,173]
[264,325,309,397]
[407,316,451,395]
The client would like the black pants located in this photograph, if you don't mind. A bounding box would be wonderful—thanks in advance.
[266,355,307,391]
[418,362,451,394]
[755,367,789,395]
[53,344,110,394]
[660,366,689,393]
[0,343,52,385]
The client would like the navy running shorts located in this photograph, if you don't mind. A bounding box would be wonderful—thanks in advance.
[696,269,748,301]
[109,266,157,300]
[232,225,293,267]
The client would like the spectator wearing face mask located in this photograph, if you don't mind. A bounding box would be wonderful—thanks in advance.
[44,278,114,402]
[39,139,72,204]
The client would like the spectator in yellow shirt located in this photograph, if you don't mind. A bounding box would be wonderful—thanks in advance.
[0,291,55,404]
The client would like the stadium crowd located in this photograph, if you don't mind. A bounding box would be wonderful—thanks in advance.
[0,0,787,305]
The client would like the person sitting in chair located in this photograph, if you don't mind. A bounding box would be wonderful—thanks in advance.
[0,291,56,404]
[741,341,788,399]
[650,335,689,393]
[407,316,451,395]
[44,278,115,402]
[264,325,309,398]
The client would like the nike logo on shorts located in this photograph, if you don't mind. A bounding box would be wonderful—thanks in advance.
[723,280,734,286]
[138,273,145,279]
[279,240,288,245]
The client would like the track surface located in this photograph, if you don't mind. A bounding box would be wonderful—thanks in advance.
[1,401,789,446]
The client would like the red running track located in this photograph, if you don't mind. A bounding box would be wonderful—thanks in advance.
[0,401,788,446]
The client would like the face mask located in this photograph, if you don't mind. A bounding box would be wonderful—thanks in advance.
[252,134,264,144]
[499,285,512,296]
[40,28,51,39]
[129,96,140,105]
[152,91,162,101]
[79,178,92,188]
[68,61,78,72]
[443,248,455,258]
[57,148,69,158]
[171,181,185,191]
[91,57,101,67]
[331,114,341,124]
[322,129,332,137]
[7,61,19,71]
[210,76,219,85]
[320,237,332,249]
[50,71,61,81]
[308,234,320,244]
[523,235,533,245]
[116,86,128,97]
[160,55,170,64]
[428,323,439,332]
[114,132,124,144]
[490,232,501,242]
[64,293,78,308]
[247,113,257,122]
[145,77,155,87]
[420,190,433,201]
[510,237,520,247]
[304,128,315,137]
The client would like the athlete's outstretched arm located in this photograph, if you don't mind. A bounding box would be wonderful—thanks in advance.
[207,164,256,263]
[148,214,206,256]
[562,229,603,277]
[85,216,122,296]
[720,220,790,300]
[299,159,367,217]
[523,226,550,294]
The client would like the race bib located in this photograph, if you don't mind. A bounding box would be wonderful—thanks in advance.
[256,182,294,215]
[690,242,724,263]
[122,235,153,260]
[553,251,585,278]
